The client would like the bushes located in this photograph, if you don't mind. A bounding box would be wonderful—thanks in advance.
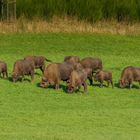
[16,0,140,22]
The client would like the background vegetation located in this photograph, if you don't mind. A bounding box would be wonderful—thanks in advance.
[17,0,140,22]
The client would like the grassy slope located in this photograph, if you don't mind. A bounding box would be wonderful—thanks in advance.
[0,33,140,140]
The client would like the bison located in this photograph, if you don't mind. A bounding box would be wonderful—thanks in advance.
[12,59,35,82]
[64,56,80,64]
[119,66,140,89]
[40,63,60,89]
[80,57,103,85]
[94,70,113,88]
[24,56,51,73]
[40,62,83,89]
[67,69,88,93]
[0,61,8,78]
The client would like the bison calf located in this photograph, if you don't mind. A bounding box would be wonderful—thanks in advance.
[94,70,113,88]
[12,59,35,82]
[67,70,87,93]
[0,61,8,78]
[119,66,140,89]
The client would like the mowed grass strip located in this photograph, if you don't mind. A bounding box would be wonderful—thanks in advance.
[0,33,140,140]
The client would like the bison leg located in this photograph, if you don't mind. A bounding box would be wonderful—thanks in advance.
[55,84,60,90]
[55,79,60,90]
[88,77,93,86]
[128,81,132,89]
[31,72,34,82]
[100,81,103,88]
[5,71,8,78]
[83,82,87,93]
[40,65,45,73]
[110,80,114,88]
[2,72,4,78]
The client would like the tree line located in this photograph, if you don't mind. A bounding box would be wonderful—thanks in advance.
[17,0,140,22]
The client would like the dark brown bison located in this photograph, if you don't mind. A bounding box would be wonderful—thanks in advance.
[12,59,35,82]
[40,62,82,89]
[64,56,80,64]
[94,70,113,88]
[0,61,8,78]
[119,66,140,89]
[24,56,51,73]
[80,57,103,85]
[67,70,87,93]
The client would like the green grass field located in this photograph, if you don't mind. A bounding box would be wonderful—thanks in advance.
[0,33,140,140]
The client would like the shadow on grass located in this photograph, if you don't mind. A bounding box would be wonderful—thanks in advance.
[114,82,139,89]
[8,76,31,83]
[36,82,68,93]
[93,83,109,88]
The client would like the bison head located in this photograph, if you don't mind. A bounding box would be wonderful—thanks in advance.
[119,79,127,88]
[12,72,19,82]
[67,85,74,93]
[40,76,48,88]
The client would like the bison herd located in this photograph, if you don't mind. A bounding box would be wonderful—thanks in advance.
[0,55,140,93]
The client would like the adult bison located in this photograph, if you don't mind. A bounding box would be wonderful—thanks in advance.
[0,61,8,78]
[67,69,88,93]
[40,62,82,89]
[64,56,80,64]
[12,59,35,82]
[119,66,140,89]
[24,56,52,73]
[80,57,103,85]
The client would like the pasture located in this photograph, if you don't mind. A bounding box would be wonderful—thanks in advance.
[0,33,140,140]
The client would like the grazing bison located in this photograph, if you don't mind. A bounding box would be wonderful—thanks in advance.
[0,61,8,78]
[12,59,35,82]
[67,70,87,93]
[24,56,51,73]
[94,70,113,88]
[64,56,80,64]
[40,62,82,89]
[80,57,103,85]
[119,66,140,89]
[40,63,60,89]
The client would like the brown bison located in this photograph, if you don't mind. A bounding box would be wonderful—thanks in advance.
[24,56,51,73]
[119,66,140,89]
[94,70,113,88]
[64,56,80,64]
[12,59,35,82]
[0,61,8,78]
[80,57,103,85]
[40,63,60,89]
[40,62,82,89]
[83,68,93,83]
[67,70,87,93]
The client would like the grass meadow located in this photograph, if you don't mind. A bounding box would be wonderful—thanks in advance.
[0,33,140,140]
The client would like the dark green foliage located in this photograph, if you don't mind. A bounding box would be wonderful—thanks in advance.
[16,0,140,22]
